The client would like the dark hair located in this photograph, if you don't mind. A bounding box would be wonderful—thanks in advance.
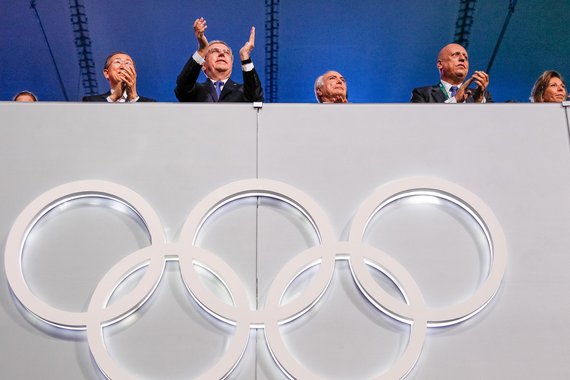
[103,51,133,69]
[530,70,565,102]
[13,90,38,101]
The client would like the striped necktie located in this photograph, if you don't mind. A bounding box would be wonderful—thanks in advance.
[450,86,459,98]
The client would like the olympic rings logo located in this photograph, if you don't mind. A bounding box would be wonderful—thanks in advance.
[4,177,507,380]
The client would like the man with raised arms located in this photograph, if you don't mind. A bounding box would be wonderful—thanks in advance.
[175,17,263,102]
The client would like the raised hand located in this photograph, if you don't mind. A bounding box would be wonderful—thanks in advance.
[239,27,255,61]
[335,95,348,103]
[470,71,489,102]
[453,76,474,103]
[121,63,138,101]
[194,17,209,57]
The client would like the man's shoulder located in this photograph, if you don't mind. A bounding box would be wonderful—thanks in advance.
[224,78,244,89]
[412,84,440,92]
[137,95,156,102]
[82,93,109,102]
[411,84,445,103]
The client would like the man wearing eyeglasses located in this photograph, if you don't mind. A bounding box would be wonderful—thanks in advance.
[83,51,155,102]
[174,18,263,102]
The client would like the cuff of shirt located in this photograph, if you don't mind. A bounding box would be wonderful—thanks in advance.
[242,62,254,72]
[193,51,205,65]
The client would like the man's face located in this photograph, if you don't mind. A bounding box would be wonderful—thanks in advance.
[204,43,233,78]
[104,53,134,85]
[437,44,469,84]
[543,76,567,102]
[317,71,347,101]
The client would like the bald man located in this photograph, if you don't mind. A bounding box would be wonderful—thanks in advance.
[411,43,493,103]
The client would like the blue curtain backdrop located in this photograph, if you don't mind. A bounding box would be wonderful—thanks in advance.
[1,1,568,102]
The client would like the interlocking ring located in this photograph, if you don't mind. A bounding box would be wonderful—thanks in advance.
[4,181,165,330]
[4,177,507,379]
[348,177,507,327]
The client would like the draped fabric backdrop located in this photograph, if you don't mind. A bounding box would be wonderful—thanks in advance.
[1,1,568,103]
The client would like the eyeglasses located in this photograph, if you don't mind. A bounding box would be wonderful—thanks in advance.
[106,58,133,68]
[207,47,231,56]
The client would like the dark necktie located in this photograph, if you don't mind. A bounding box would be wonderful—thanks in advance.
[450,86,459,98]
[215,81,224,101]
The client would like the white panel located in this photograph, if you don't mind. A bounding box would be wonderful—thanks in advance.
[2,103,570,379]
[0,103,259,380]
[257,103,570,379]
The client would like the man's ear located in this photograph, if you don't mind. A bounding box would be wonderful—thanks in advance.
[103,69,110,80]
[436,60,442,70]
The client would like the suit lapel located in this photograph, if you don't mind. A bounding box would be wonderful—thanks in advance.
[431,85,447,103]
[218,79,238,102]
[205,80,218,102]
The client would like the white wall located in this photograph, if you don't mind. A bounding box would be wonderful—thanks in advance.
[1,102,570,379]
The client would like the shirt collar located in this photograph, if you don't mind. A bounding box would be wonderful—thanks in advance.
[109,88,128,102]
[440,80,463,93]
[210,79,228,86]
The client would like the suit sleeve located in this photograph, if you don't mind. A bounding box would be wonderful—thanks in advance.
[174,57,203,102]
[242,67,264,102]
[136,96,156,102]
[82,94,108,102]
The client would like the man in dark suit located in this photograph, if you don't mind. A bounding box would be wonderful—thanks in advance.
[83,51,155,102]
[174,17,263,103]
[411,43,492,103]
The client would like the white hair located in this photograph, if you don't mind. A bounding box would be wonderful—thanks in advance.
[314,75,325,103]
